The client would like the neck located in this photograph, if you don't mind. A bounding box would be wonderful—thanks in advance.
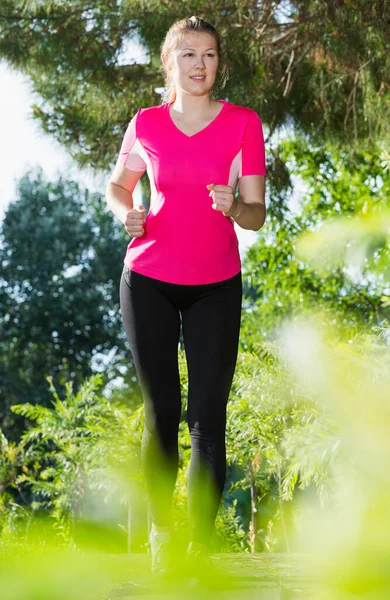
[170,94,216,117]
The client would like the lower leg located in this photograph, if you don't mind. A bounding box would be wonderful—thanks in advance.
[141,423,179,530]
[119,270,183,574]
[180,273,242,547]
[187,427,226,546]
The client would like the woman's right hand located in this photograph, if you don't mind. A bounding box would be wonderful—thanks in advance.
[124,205,146,237]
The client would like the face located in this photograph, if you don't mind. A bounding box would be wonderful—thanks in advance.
[162,32,219,97]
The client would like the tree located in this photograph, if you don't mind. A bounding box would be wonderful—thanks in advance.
[0,168,139,440]
[241,139,390,342]
[0,0,389,175]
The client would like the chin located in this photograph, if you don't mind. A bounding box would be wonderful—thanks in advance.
[192,89,212,96]
[183,83,215,97]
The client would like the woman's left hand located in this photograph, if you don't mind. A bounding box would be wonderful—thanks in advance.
[207,184,239,218]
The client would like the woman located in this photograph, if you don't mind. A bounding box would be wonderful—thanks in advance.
[106,15,266,578]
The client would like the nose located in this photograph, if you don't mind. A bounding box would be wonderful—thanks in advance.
[194,56,206,68]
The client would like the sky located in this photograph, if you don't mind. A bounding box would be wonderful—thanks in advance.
[0,62,113,216]
[0,46,257,254]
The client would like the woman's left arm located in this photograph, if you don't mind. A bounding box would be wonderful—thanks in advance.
[207,175,266,231]
[208,110,267,231]
[232,174,266,231]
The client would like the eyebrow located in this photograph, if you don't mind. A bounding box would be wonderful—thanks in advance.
[181,47,216,51]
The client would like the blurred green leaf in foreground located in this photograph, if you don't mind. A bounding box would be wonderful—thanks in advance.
[275,204,390,598]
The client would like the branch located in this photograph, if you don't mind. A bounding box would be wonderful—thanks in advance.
[0,4,99,22]
[255,2,278,39]
[344,69,361,143]
[261,28,298,47]
[280,49,295,96]
[322,58,374,92]
[355,289,380,314]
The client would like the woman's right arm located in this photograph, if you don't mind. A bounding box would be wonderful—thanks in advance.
[106,163,146,237]
[106,162,143,224]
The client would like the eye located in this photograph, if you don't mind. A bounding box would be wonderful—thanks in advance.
[183,52,216,57]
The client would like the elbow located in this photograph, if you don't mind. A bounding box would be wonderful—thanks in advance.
[256,211,266,231]
[253,202,266,231]
[105,180,115,205]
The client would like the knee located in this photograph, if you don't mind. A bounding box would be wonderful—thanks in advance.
[144,402,181,437]
[188,420,225,447]
[144,413,178,442]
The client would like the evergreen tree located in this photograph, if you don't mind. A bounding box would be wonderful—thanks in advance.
[1,0,389,174]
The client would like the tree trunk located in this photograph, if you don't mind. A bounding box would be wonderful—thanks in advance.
[277,465,290,553]
[249,462,257,553]
[127,498,132,554]
[127,487,148,553]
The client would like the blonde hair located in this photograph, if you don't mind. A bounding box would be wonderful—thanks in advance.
[160,15,228,103]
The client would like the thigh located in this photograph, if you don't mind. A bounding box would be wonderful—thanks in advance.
[181,272,242,430]
[119,267,182,431]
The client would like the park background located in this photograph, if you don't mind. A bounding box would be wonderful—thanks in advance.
[0,1,390,598]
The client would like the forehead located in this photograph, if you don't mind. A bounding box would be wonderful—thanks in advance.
[175,31,217,51]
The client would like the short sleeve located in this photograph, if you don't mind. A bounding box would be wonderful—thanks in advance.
[241,111,266,177]
[117,109,147,172]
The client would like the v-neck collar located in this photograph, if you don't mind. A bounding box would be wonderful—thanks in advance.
[166,99,226,139]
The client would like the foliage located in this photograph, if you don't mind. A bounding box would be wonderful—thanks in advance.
[241,140,390,340]
[0,542,138,600]
[233,157,390,551]
[0,352,251,553]
[0,168,139,440]
[1,1,390,177]
[1,2,390,559]
[278,314,390,599]
[1,140,389,553]
[214,498,248,553]
[226,342,341,552]
[0,373,143,547]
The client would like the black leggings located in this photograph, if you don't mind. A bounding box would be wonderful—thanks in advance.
[119,266,242,545]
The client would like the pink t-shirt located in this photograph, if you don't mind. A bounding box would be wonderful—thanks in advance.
[117,99,266,284]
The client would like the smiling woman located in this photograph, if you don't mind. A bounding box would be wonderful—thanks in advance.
[105,14,267,580]
[159,14,228,104]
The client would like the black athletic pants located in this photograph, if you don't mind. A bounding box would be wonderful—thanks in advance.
[119,265,242,545]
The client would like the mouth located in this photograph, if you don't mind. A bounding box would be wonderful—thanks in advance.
[190,76,206,82]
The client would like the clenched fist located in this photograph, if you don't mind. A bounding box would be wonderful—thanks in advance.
[125,205,146,237]
[206,184,239,218]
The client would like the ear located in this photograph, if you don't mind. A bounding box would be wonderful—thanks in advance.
[161,52,172,70]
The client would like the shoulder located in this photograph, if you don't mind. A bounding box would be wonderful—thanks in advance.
[138,103,168,119]
[226,101,257,115]
[134,103,168,133]
[222,100,263,124]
